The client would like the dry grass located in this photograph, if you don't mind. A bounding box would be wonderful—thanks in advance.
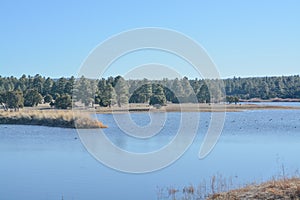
[0,110,107,129]
[157,174,236,200]
[207,177,300,200]
[158,174,300,200]
[95,103,300,114]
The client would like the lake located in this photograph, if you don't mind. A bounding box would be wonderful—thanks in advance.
[1,106,300,199]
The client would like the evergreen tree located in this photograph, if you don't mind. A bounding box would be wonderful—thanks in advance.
[53,77,68,95]
[55,94,72,109]
[197,84,210,103]
[181,77,194,102]
[0,93,4,104]
[149,84,166,106]
[44,94,53,103]
[24,89,43,107]
[43,77,53,96]
[4,90,24,109]
[129,81,152,103]
[15,74,28,92]
[101,83,116,107]
[171,78,184,103]
[96,78,116,107]
[114,76,129,107]
[73,76,94,106]
[64,76,75,95]
[33,74,44,94]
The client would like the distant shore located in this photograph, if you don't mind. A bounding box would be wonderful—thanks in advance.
[95,102,300,113]
[1,102,299,128]
[240,97,300,102]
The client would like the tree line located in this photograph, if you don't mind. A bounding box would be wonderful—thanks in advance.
[0,74,299,109]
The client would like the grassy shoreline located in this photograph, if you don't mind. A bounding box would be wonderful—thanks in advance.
[161,177,300,200]
[95,103,300,113]
[0,103,299,128]
[207,177,300,199]
[0,110,107,129]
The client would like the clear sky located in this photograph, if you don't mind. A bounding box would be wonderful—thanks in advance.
[1,0,299,79]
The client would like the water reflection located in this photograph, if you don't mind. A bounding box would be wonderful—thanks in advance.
[0,109,300,200]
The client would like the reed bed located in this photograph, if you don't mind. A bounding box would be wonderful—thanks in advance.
[207,177,300,200]
[158,174,300,200]
[0,110,107,129]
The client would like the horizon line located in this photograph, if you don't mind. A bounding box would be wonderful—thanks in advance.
[1,73,300,80]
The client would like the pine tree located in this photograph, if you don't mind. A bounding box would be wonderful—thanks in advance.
[114,76,129,107]
[24,89,43,107]
[197,84,210,103]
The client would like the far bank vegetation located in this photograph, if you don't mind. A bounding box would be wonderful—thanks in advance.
[0,74,300,110]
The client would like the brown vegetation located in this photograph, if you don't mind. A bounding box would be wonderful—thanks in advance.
[95,103,300,114]
[158,174,300,200]
[207,177,300,200]
[0,110,107,129]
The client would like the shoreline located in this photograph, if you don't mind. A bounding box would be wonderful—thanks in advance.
[95,103,300,114]
[207,177,300,199]
[0,110,107,129]
[163,175,300,199]
[1,102,299,128]
[240,98,300,102]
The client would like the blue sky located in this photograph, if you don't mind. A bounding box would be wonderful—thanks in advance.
[0,0,299,78]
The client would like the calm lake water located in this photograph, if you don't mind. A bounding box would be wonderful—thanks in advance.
[1,104,300,200]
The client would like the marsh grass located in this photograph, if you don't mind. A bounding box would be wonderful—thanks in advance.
[157,174,237,200]
[158,170,300,200]
[207,176,300,200]
[0,110,107,129]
